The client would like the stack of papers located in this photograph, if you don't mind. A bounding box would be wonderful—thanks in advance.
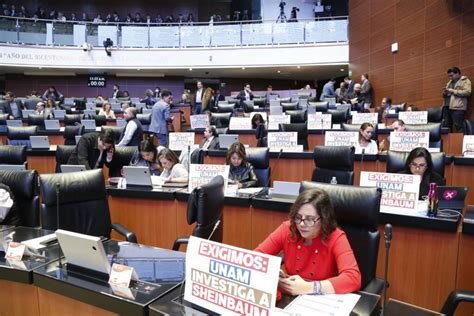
[283,293,360,316]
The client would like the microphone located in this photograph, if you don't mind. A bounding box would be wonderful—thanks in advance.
[187,145,191,172]
[265,148,283,191]
[381,223,393,316]
[55,183,62,268]
[360,148,365,173]
[177,219,222,301]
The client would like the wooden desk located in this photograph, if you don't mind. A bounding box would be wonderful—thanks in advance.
[0,280,40,315]
[170,111,182,132]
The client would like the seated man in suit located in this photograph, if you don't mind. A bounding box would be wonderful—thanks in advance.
[67,129,117,170]
[117,107,143,147]
[2,91,23,119]
[237,83,254,108]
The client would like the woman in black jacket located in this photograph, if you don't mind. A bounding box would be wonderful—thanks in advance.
[226,142,258,188]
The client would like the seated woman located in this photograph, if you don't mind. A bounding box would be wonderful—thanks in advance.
[401,147,445,199]
[251,113,266,129]
[226,142,258,188]
[255,188,361,295]
[98,101,116,119]
[130,139,162,176]
[199,125,220,150]
[356,122,378,154]
[158,148,188,183]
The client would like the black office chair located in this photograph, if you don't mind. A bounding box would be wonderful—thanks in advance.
[216,127,228,135]
[312,146,355,185]
[190,148,206,164]
[464,120,474,135]
[108,146,137,177]
[0,170,40,227]
[246,147,270,187]
[279,123,309,150]
[64,114,83,126]
[384,299,443,316]
[405,123,442,150]
[253,98,265,107]
[23,98,42,110]
[27,114,46,130]
[243,101,254,113]
[39,169,137,242]
[300,181,384,294]
[218,104,235,113]
[386,150,446,178]
[211,112,232,128]
[0,145,27,165]
[101,125,125,144]
[286,110,307,123]
[55,145,76,173]
[137,113,151,131]
[308,101,329,112]
[7,126,38,148]
[342,123,378,140]
[0,114,8,132]
[427,106,443,123]
[63,125,84,145]
[281,102,298,112]
[92,114,107,127]
[440,290,474,316]
[328,109,348,124]
[255,124,268,148]
[172,175,225,250]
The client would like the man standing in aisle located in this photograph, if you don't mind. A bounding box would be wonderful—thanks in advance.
[192,81,204,114]
[150,89,174,146]
[444,67,471,133]
[117,107,143,147]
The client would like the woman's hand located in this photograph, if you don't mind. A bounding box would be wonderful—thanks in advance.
[237,182,243,189]
[278,275,313,296]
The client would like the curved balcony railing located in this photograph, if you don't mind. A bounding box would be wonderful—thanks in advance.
[0,15,348,48]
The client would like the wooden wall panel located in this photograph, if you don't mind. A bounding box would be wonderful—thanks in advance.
[461,9,474,40]
[349,39,370,61]
[396,0,426,19]
[394,33,425,64]
[394,56,424,84]
[424,19,461,54]
[369,6,395,42]
[425,0,460,31]
[424,45,460,78]
[460,39,474,69]
[370,48,393,71]
[371,0,395,15]
[393,79,423,104]
[395,10,425,42]
[422,75,448,102]
[370,66,394,88]
[370,26,395,53]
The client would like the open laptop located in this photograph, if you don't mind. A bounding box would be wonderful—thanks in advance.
[45,119,61,131]
[86,103,96,110]
[84,109,96,117]
[123,166,153,187]
[270,106,283,115]
[56,229,111,276]
[0,164,26,171]
[53,110,66,119]
[29,136,50,149]
[111,103,122,111]
[22,109,34,118]
[219,134,239,150]
[6,120,22,127]
[60,165,86,173]
[81,119,97,131]
[437,186,468,210]
[269,99,280,107]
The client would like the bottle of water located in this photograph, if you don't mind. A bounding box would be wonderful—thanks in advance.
[330,177,338,185]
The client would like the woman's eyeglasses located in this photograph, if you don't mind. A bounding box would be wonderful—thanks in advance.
[293,215,321,226]
[410,162,427,169]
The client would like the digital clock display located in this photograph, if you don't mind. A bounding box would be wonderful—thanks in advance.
[88,75,106,87]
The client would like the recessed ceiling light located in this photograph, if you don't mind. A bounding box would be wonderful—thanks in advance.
[189,68,193,71]
[297,66,301,69]
[340,68,345,71]
[241,67,245,70]
[38,67,42,69]
[277,70,281,73]
[137,68,141,71]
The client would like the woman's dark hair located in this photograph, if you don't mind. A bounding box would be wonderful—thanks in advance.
[251,114,265,129]
[404,147,434,175]
[158,148,180,165]
[206,125,218,138]
[226,142,247,165]
[138,139,157,161]
[359,122,374,139]
[288,189,337,242]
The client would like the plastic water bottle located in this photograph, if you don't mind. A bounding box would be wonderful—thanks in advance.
[330,177,338,185]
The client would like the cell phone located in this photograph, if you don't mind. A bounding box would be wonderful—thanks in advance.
[279,269,288,278]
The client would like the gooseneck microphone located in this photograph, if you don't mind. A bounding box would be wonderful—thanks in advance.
[381,223,393,316]
[55,182,62,268]
[264,148,283,195]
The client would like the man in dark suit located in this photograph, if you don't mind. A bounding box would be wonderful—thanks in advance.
[67,128,116,170]
[237,83,254,108]
[112,84,124,99]
[1,91,23,119]
[360,73,373,109]
[150,89,174,146]
[192,81,204,114]
[213,89,225,108]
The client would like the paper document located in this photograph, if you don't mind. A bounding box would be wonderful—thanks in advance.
[238,187,264,195]
[284,293,360,316]
[21,233,57,250]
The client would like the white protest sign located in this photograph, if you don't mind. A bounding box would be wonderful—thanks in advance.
[169,132,195,151]
[229,117,252,130]
[190,114,210,130]
[462,135,474,157]
[398,111,428,124]
[389,131,429,152]
[188,164,230,192]
[308,113,332,130]
[360,171,421,213]
[184,236,281,316]
[268,114,290,130]
[351,112,378,125]
[324,131,359,147]
[267,132,300,152]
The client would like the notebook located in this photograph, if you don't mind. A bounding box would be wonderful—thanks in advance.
[53,110,66,119]
[29,136,50,149]
[45,119,61,131]
[0,164,26,171]
[81,119,96,131]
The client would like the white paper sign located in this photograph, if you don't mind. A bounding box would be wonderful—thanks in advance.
[268,115,290,130]
[5,242,25,261]
[324,131,359,147]
[190,115,210,130]
[169,132,195,151]
[398,111,428,124]
[462,135,474,157]
[389,131,429,152]
[267,132,298,151]
[351,112,379,125]
[284,293,360,316]
[184,236,281,316]
[108,263,139,288]
[229,117,252,130]
[307,113,332,130]
[360,171,421,212]
[188,164,230,192]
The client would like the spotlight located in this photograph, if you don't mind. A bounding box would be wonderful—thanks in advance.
[103,38,113,57]
[82,42,92,52]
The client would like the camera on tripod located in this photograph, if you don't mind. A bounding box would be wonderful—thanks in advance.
[291,7,300,13]
[279,1,286,10]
